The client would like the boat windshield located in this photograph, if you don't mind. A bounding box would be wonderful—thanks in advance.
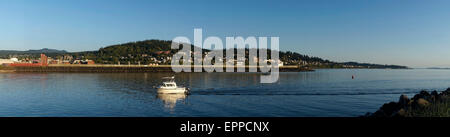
[164,84,175,87]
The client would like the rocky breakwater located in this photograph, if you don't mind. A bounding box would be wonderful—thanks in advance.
[366,88,450,117]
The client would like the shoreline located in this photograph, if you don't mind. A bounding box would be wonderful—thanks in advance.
[313,67,412,70]
[0,65,314,73]
[0,65,416,73]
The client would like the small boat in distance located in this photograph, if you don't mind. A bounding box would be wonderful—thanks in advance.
[157,76,189,94]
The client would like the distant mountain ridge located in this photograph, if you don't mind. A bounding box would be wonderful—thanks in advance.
[27,48,68,53]
[0,48,68,58]
[0,48,67,54]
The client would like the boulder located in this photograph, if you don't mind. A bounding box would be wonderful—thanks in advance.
[366,88,450,117]
[394,108,407,117]
[431,90,439,102]
[415,98,430,108]
[413,90,431,101]
[440,88,450,96]
[379,102,401,116]
[431,90,438,96]
[398,94,409,107]
[371,110,386,117]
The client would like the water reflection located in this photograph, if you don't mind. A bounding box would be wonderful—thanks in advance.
[157,93,187,110]
[2,69,449,116]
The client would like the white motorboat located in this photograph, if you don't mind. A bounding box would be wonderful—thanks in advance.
[157,76,189,94]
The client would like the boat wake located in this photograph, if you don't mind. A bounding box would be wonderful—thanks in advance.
[189,89,420,96]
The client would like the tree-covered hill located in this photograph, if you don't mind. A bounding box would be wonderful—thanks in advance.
[1,39,408,69]
[69,39,340,66]
[70,39,205,64]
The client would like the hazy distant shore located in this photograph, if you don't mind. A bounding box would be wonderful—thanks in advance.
[426,67,450,70]
[314,67,411,70]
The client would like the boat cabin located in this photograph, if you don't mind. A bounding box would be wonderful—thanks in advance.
[162,82,177,88]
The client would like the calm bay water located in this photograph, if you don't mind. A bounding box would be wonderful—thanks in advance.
[1,69,450,117]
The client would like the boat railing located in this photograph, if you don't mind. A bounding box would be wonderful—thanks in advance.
[162,76,176,82]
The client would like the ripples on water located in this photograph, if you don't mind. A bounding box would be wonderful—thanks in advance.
[0,69,449,117]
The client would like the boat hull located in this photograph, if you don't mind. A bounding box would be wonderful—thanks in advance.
[157,88,188,94]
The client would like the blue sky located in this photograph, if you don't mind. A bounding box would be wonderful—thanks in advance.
[1,0,450,68]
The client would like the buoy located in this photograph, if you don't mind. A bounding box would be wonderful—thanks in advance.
[352,75,355,79]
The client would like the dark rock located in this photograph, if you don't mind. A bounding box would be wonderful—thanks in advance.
[366,88,450,117]
[412,98,430,108]
[378,102,401,116]
[431,90,438,96]
[440,88,450,96]
[399,94,409,107]
[372,110,387,117]
[413,90,431,101]
[393,108,406,117]
[431,90,439,102]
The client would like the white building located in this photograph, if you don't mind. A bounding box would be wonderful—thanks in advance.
[0,59,15,65]
[264,59,284,67]
[10,58,19,62]
[278,61,284,67]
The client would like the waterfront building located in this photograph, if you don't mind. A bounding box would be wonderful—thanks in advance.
[0,59,14,65]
